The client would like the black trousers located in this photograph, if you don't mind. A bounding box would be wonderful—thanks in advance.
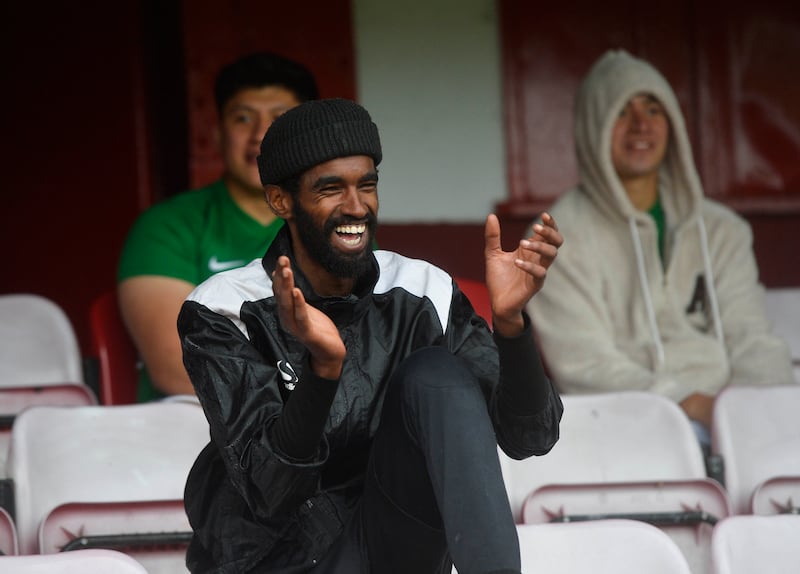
[315,347,521,574]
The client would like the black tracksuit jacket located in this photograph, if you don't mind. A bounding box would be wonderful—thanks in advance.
[178,227,562,573]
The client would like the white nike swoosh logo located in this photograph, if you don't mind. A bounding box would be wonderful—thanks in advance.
[208,256,246,272]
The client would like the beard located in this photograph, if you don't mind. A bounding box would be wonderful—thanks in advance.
[292,201,377,280]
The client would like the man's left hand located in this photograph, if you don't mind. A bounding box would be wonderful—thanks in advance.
[484,212,563,337]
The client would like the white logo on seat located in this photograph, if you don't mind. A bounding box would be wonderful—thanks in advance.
[277,360,299,391]
[208,256,246,272]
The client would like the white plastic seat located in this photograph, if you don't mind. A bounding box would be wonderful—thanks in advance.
[5,401,209,567]
[0,294,84,387]
[517,521,693,573]
[523,479,731,526]
[711,515,800,574]
[0,294,97,474]
[454,520,693,574]
[763,287,800,382]
[500,391,731,574]
[0,506,18,556]
[0,548,150,573]
[750,476,800,515]
[711,384,800,514]
[39,500,191,574]
[500,391,709,520]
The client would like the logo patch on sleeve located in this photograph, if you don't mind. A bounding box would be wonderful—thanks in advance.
[277,360,299,391]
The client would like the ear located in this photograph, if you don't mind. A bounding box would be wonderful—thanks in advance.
[265,185,293,219]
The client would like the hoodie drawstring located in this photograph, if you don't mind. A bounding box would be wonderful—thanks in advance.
[697,217,724,343]
[628,215,725,366]
[628,216,666,365]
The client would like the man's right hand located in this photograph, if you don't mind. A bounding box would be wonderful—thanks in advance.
[272,256,346,380]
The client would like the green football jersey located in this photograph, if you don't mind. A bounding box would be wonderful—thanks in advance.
[117,179,284,401]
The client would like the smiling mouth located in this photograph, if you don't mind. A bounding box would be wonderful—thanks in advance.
[335,223,367,246]
[628,141,653,151]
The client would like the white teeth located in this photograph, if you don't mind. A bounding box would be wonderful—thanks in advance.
[336,224,366,235]
[631,141,651,150]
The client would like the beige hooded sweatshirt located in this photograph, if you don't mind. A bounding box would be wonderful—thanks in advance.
[527,49,793,402]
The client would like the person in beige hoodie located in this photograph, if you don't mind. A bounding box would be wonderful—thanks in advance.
[526,49,794,444]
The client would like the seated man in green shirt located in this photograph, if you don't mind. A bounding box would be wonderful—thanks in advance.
[118,51,319,400]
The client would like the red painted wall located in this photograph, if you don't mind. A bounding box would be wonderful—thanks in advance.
[181,0,357,189]
[4,2,150,355]
[3,0,356,357]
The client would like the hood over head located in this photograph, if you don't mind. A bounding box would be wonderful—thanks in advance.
[573,49,704,221]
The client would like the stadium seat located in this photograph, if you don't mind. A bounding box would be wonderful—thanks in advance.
[711,384,800,514]
[5,401,208,564]
[88,291,140,405]
[0,294,97,473]
[39,500,191,574]
[0,548,150,573]
[0,507,18,556]
[500,391,711,520]
[454,520,693,574]
[454,277,492,325]
[711,514,800,574]
[763,287,800,382]
[0,294,84,387]
[750,476,800,515]
[502,391,731,574]
[523,479,731,526]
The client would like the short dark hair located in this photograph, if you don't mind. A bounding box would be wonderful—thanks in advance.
[214,52,319,113]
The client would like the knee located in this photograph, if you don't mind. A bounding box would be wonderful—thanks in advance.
[389,347,483,409]
[398,347,473,388]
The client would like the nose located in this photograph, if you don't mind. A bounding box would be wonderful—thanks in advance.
[629,108,651,133]
[253,116,274,142]
[340,187,368,218]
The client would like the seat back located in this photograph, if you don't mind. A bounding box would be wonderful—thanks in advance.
[454,277,492,325]
[0,548,150,573]
[0,383,97,477]
[0,506,18,556]
[0,294,83,386]
[89,291,139,405]
[711,384,800,514]
[500,391,707,521]
[40,500,191,573]
[750,476,800,515]
[6,401,209,554]
[763,287,800,382]
[500,391,720,573]
[454,520,693,574]
[516,521,693,574]
[522,479,732,574]
[0,294,97,474]
[711,515,800,574]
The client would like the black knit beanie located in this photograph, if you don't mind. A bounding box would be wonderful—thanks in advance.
[257,98,382,186]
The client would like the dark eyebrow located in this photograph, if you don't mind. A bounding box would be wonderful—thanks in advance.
[311,175,345,190]
[311,171,379,190]
[225,102,257,114]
